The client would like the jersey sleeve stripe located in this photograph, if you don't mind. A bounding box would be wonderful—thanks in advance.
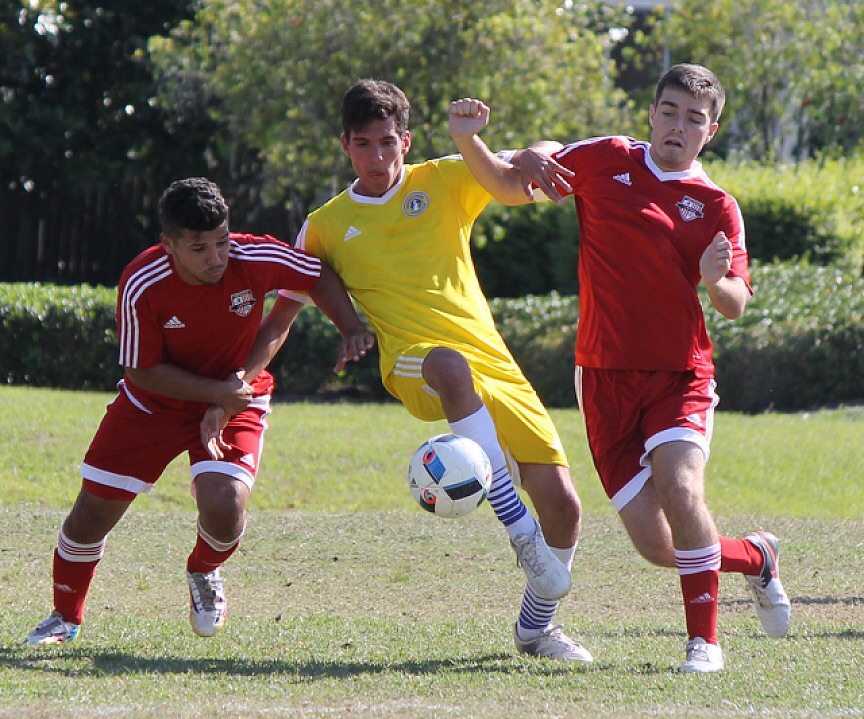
[118,257,171,367]
[228,243,321,276]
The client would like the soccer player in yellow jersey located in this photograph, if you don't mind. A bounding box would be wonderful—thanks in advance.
[279,79,592,661]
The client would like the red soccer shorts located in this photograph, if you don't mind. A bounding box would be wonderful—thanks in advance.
[81,382,271,501]
[575,367,718,511]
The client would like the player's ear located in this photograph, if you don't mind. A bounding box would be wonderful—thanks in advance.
[705,120,720,143]
[648,104,656,128]
[402,129,412,155]
[341,132,351,156]
[160,233,175,256]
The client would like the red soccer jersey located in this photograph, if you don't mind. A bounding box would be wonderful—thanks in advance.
[553,136,750,376]
[116,232,321,412]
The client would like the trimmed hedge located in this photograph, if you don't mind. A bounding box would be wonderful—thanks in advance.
[2,263,862,412]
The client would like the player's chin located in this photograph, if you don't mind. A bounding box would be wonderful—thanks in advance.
[200,267,227,284]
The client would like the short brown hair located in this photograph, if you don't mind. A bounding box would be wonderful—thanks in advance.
[655,64,726,123]
[158,177,228,237]
[341,79,410,138]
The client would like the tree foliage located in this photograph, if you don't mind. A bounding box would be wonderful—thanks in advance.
[150,0,636,233]
[640,0,864,162]
[1,1,202,190]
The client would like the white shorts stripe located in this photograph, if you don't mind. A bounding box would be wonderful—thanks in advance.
[81,462,154,495]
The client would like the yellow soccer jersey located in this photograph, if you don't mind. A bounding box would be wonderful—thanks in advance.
[295,158,516,382]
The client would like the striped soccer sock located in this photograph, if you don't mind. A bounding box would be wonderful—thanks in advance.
[450,405,534,538]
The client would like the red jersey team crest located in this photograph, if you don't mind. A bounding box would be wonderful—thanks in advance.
[229,289,256,317]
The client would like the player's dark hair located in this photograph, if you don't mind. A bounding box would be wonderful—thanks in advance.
[158,177,229,237]
[341,78,410,138]
[655,63,726,123]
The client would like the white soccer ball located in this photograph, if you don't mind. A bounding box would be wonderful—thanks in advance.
[407,434,492,518]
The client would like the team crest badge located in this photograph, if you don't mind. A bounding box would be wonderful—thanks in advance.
[677,196,704,222]
[403,191,430,217]
[229,289,256,317]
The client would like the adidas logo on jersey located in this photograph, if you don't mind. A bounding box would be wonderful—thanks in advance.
[343,225,362,241]
[239,453,256,468]
[163,316,185,329]
[613,172,632,186]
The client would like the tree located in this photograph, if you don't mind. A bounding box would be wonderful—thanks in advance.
[638,0,864,162]
[0,0,204,282]
[150,0,636,236]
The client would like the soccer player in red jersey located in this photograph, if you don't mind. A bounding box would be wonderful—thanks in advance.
[449,64,790,673]
[24,177,373,644]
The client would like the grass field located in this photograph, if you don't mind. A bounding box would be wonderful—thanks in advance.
[0,387,862,718]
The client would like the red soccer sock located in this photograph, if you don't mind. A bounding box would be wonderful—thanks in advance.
[719,535,763,574]
[679,569,720,644]
[53,550,99,626]
[186,529,240,574]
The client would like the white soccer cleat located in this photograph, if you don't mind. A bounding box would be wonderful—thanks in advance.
[510,518,571,600]
[514,624,593,662]
[743,531,791,638]
[680,637,724,673]
[187,568,228,637]
[24,611,80,645]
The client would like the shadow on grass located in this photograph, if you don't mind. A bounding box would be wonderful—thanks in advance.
[0,648,596,679]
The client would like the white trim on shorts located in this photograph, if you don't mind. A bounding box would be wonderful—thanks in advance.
[190,460,256,497]
[80,462,155,495]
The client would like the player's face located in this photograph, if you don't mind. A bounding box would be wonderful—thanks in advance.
[342,116,412,197]
[161,222,231,285]
[648,87,719,172]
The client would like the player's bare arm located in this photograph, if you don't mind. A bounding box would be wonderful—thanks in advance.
[125,364,253,415]
[448,98,531,207]
[307,263,375,372]
[700,231,750,319]
[509,142,573,204]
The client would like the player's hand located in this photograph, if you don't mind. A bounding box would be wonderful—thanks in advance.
[220,369,253,416]
[448,98,491,140]
[700,231,734,286]
[333,331,375,373]
[512,147,574,204]
[200,404,230,460]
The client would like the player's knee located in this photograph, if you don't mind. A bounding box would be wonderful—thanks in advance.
[422,347,473,393]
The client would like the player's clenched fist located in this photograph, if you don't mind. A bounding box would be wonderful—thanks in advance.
[449,98,491,139]
[700,231,733,286]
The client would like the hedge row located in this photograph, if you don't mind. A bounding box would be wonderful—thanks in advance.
[2,263,861,412]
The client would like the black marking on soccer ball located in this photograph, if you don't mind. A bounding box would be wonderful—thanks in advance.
[443,477,486,501]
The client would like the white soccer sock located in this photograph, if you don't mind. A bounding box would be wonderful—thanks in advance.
[450,406,534,538]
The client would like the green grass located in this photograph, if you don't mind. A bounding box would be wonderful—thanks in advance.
[0,386,862,718]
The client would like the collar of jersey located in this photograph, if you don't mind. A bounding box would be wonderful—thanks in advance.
[644,146,705,183]
[348,167,407,205]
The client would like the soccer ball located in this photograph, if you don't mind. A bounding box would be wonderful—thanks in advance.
[407,434,492,518]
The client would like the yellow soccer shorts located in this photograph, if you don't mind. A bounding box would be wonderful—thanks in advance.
[386,343,568,469]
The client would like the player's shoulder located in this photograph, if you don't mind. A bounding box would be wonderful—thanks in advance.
[228,231,287,247]
[558,134,638,158]
[119,244,170,288]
